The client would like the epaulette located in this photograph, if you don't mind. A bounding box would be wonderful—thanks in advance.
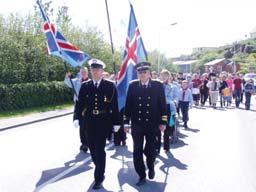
[129,79,140,85]
[82,79,92,84]
[104,79,116,84]
[161,115,168,122]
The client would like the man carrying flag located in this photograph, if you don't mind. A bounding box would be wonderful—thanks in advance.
[119,3,167,186]
[114,1,148,147]
[37,0,91,153]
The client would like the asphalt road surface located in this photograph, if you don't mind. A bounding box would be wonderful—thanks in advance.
[0,103,256,192]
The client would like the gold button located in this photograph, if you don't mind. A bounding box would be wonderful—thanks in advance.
[95,103,98,105]
[95,94,97,96]
[95,98,98,101]
[146,111,149,114]
[147,104,150,106]
[148,96,151,99]
[139,97,141,100]
[139,104,142,106]
[95,107,98,109]
[146,119,149,121]
[139,111,141,113]
[138,118,141,120]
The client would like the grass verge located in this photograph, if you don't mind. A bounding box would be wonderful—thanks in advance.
[0,103,73,119]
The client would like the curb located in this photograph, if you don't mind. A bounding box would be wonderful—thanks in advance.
[0,111,73,132]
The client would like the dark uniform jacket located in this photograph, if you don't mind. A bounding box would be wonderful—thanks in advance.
[75,79,120,135]
[124,79,167,133]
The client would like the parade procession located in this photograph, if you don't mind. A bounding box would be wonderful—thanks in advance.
[1,0,256,192]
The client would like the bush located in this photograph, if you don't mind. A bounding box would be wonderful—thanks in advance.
[0,81,73,111]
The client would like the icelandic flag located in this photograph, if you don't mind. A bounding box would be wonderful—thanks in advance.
[117,3,148,110]
[37,1,90,67]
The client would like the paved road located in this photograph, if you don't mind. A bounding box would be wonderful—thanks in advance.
[0,103,256,192]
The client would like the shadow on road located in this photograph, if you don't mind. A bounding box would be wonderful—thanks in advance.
[86,182,115,192]
[158,151,187,174]
[110,145,133,161]
[112,145,188,192]
[177,131,188,139]
[117,161,166,192]
[183,127,200,133]
[170,138,188,149]
[34,151,92,190]
[237,107,256,112]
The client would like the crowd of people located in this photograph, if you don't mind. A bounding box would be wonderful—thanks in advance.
[63,59,255,190]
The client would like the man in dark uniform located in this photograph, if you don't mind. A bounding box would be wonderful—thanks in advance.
[75,58,120,190]
[65,67,90,153]
[123,61,167,186]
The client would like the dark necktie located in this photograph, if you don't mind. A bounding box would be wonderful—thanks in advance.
[142,84,147,89]
[182,89,186,101]
[94,82,98,89]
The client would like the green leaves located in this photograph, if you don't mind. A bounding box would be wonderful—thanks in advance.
[0,81,72,111]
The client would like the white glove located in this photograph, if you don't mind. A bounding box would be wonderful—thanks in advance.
[113,125,121,132]
[124,124,131,133]
[73,120,80,128]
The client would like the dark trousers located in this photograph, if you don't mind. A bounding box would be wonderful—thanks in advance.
[245,92,252,109]
[114,126,126,145]
[200,92,208,105]
[241,91,244,102]
[79,119,88,147]
[234,89,241,107]
[193,94,200,102]
[178,101,189,122]
[74,102,88,147]
[156,105,174,151]
[131,130,156,179]
[156,124,175,151]
[86,116,108,183]
[220,94,225,107]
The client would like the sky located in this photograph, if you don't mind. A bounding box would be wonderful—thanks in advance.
[1,0,256,57]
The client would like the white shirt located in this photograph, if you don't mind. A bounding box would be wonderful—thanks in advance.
[141,79,150,87]
[93,78,102,88]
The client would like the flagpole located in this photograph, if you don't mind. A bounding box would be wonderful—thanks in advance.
[36,0,78,98]
[60,51,78,98]
[104,0,116,75]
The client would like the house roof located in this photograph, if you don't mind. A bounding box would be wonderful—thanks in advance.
[204,58,226,66]
[173,60,198,65]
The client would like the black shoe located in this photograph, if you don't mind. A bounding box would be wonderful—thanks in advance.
[92,176,105,190]
[136,178,146,186]
[80,145,88,153]
[121,141,126,146]
[148,169,155,180]
[92,182,103,190]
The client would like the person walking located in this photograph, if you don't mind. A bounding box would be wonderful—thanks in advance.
[64,67,89,153]
[123,61,167,186]
[244,79,255,110]
[178,80,193,128]
[75,59,120,190]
